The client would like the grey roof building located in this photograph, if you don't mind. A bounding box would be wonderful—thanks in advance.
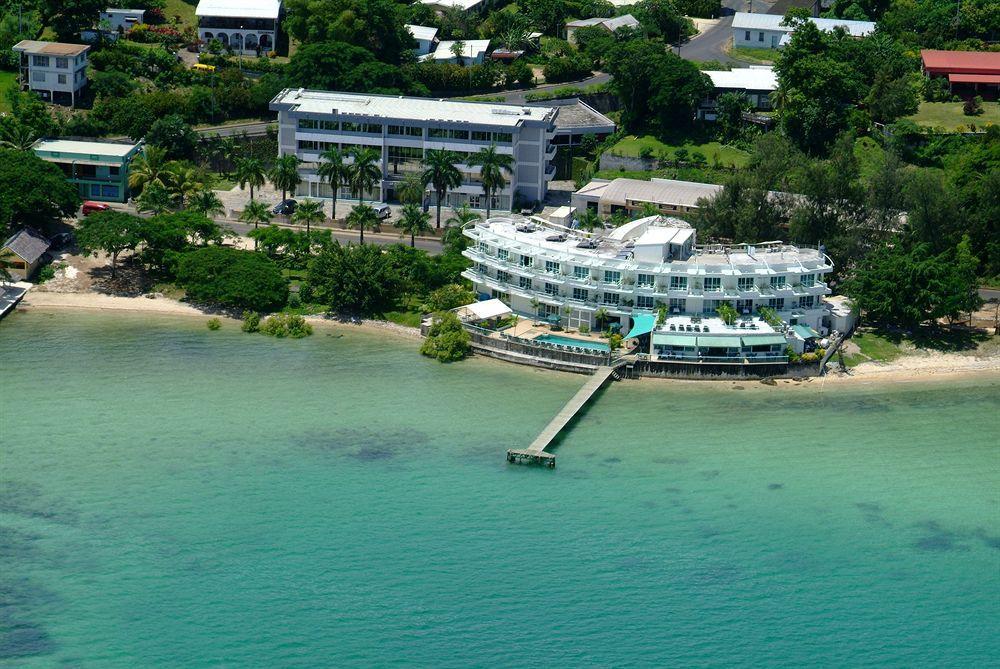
[2,227,51,280]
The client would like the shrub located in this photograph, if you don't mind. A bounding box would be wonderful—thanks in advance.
[579,323,590,334]
[177,246,288,312]
[963,96,984,116]
[608,333,623,350]
[542,55,591,84]
[287,291,302,308]
[298,282,314,303]
[207,317,222,330]
[420,311,471,362]
[241,310,261,332]
[260,313,313,338]
[424,284,476,312]
[801,352,819,363]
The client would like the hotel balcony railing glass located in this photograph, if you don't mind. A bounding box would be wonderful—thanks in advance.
[655,352,789,364]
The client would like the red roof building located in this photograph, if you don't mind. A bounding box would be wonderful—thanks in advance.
[921,50,1000,98]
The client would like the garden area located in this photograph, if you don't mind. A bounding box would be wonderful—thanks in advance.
[608,134,751,168]
[904,101,1000,132]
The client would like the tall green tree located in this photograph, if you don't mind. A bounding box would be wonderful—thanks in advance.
[346,146,381,206]
[308,241,401,315]
[468,144,514,219]
[177,246,288,312]
[0,149,80,235]
[421,149,463,229]
[128,146,172,194]
[316,147,347,219]
[397,204,432,247]
[240,200,273,250]
[75,211,144,279]
[234,157,267,201]
[292,199,326,235]
[269,154,301,202]
[189,189,226,219]
[345,203,380,244]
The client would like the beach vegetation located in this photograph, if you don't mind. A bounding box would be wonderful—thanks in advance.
[0,148,80,236]
[260,313,314,338]
[308,241,401,315]
[207,317,222,330]
[76,211,145,279]
[241,310,261,333]
[420,311,471,362]
[396,204,433,248]
[177,246,288,312]
[424,284,476,312]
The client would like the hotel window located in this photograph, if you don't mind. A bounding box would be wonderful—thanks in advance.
[737,277,754,290]
[573,265,588,279]
[736,299,753,313]
[472,130,491,141]
[703,299,720,314]
[475,262,488,274]
[637,295,655,309]
[770,275,784,287]
[603,292,620,305]
[519,276,532,290]
[545,282,558,296]
[493,132,513,144]
[497,270,511,283]
[58,74,67,84]
[704,277,721,291]
[573,287,589,301]
[603,270,621,285]
[545,260,559,274]
[637,273,655,288]
[669,276,687,290]
[478,241,491,255]
[497,248,509,261]
[519,254,532,267]
[800,273,816,286]
[768,298,785,310]
[297,118,318,130]
[799,296,815,308]
[669,298,686,313]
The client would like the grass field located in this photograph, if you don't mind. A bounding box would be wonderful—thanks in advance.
[728,46,776,65]
[163,0,198,27]
[0,71,16,112]
[904,101,1000,132]
[609,134,750,168]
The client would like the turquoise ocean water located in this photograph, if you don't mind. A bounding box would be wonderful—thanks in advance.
[1,311,998,667]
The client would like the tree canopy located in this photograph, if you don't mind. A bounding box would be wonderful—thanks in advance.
[308,241,401,315]
[0,149,80,236]
[176,246,288,312]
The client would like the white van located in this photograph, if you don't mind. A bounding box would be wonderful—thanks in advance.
[371,203,392,220]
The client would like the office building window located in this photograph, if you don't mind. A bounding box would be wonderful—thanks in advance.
[493,132,513,144]
[636,295,655,309]
[572,287,588,301]
[472,130,491,141]
[319,120,339,130]
[297,118,318,129]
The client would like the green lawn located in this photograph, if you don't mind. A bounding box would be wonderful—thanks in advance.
[0,71,16,113]
[905,101,1000,132]
[609,135,750,168]
[593,165,737,184]
[163,0,198,27]
[853,136,886,181]
[728,46,776,65]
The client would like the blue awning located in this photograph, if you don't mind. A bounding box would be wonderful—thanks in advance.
[791,324,820,339]
[625,313,656,339]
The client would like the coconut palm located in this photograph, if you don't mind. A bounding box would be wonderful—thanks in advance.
[128,146,171,193]
[316,147,347,220]
[577,208,603,232]
[397,204,432,247]
[219,136,241,177]
[0,123,38,151]
[347,146,381,206]
[240,199,272,250]
[135,182,173,215]
[396,171,426,206]
[345,203,380,244]
[445,203,481,228]
[268,154,301,202]
[468,144,514,219]
[292,198,325,235]
[189,189,225,218]
[450,40,466,66]
[167,165,204,208]
[421,149,462,229]
[234,156,266,201]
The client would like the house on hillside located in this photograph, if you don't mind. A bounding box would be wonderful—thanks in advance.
[731,12,874,49]
[565,14,639,45]
[1,228,51,280]
[425,39,491,66]
[698,66,778,119]
[100,8,146,33]
[921,50,1000,100]
[11,40,90,107]
[195,0,283,55]
[405,24,438,56]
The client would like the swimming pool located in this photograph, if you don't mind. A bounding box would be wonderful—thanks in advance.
[534,334,611,352]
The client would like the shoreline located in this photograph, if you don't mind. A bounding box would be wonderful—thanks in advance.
[15,290,1000,385]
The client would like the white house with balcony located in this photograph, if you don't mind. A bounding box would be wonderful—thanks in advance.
[270,88,557,210]
[462,215,836,336]
[12,40,90,107]
[195,0,282,55]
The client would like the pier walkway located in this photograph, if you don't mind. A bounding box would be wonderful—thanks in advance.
[507,363,624,468]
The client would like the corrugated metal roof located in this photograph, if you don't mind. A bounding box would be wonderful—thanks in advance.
[705,67,778,92]
[195,0,281,19]
[600,178,723,208]
[743,334,788,346]
[732,12,874,37]
[698,336,743,348]
[2,227,50,264]
[921,50,1000,74]
[405,24,438,42]
[653,333,699,347]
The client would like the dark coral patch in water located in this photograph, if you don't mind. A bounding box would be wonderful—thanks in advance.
[767,483,784,490]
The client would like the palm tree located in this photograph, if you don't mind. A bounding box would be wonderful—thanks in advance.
[168,165,204,208]
[219,136,241,177]
[240,200,272,250]
[189,189,225,218]
[128,146,171,193]
[0,123,38,151]
[468,144,514,219]
[396,171,426,206]
[268,154,301,202]
[397,204,432,247]
[316,147,347,220]
[445,203,481,228]
[345,203,380,244]
[292,198,325,235]
[135,182,173,215]
[234,157,266,201]
[577,208,603,232]
[347,146,381,206]
[594,307,610,332]
[421,148,462,229]
[450,40,466,66]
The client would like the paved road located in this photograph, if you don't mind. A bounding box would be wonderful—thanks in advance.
[680,0,781,64]
[196,121,274,137]
[979,288,1000,303]
[222,220,445,254]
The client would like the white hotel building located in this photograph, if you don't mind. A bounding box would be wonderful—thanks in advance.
[270,89,557,210]
[462,215,835,335]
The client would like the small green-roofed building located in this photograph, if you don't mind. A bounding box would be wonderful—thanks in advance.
[742,334,788,347]
[31,137,143,203]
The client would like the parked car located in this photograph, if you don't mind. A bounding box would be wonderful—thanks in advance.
[371,203,392,220]
[81,201,110,216]
[50,232,75,249]
[272,199,297,215]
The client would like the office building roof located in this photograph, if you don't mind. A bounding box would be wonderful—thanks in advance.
[271,89,555,127]
[12,40,90,56]
[195,0,281,19]
[705,66,778,91]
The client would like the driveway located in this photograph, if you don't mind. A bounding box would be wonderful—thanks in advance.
[680,0,782,64]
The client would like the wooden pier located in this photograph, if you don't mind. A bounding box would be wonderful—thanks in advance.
[507,364,623,468]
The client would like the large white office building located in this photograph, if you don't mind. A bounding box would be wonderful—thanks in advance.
[270,89,557,210]
[462,215,835,334]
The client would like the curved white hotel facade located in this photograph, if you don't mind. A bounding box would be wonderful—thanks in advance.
[462,215,835,334]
